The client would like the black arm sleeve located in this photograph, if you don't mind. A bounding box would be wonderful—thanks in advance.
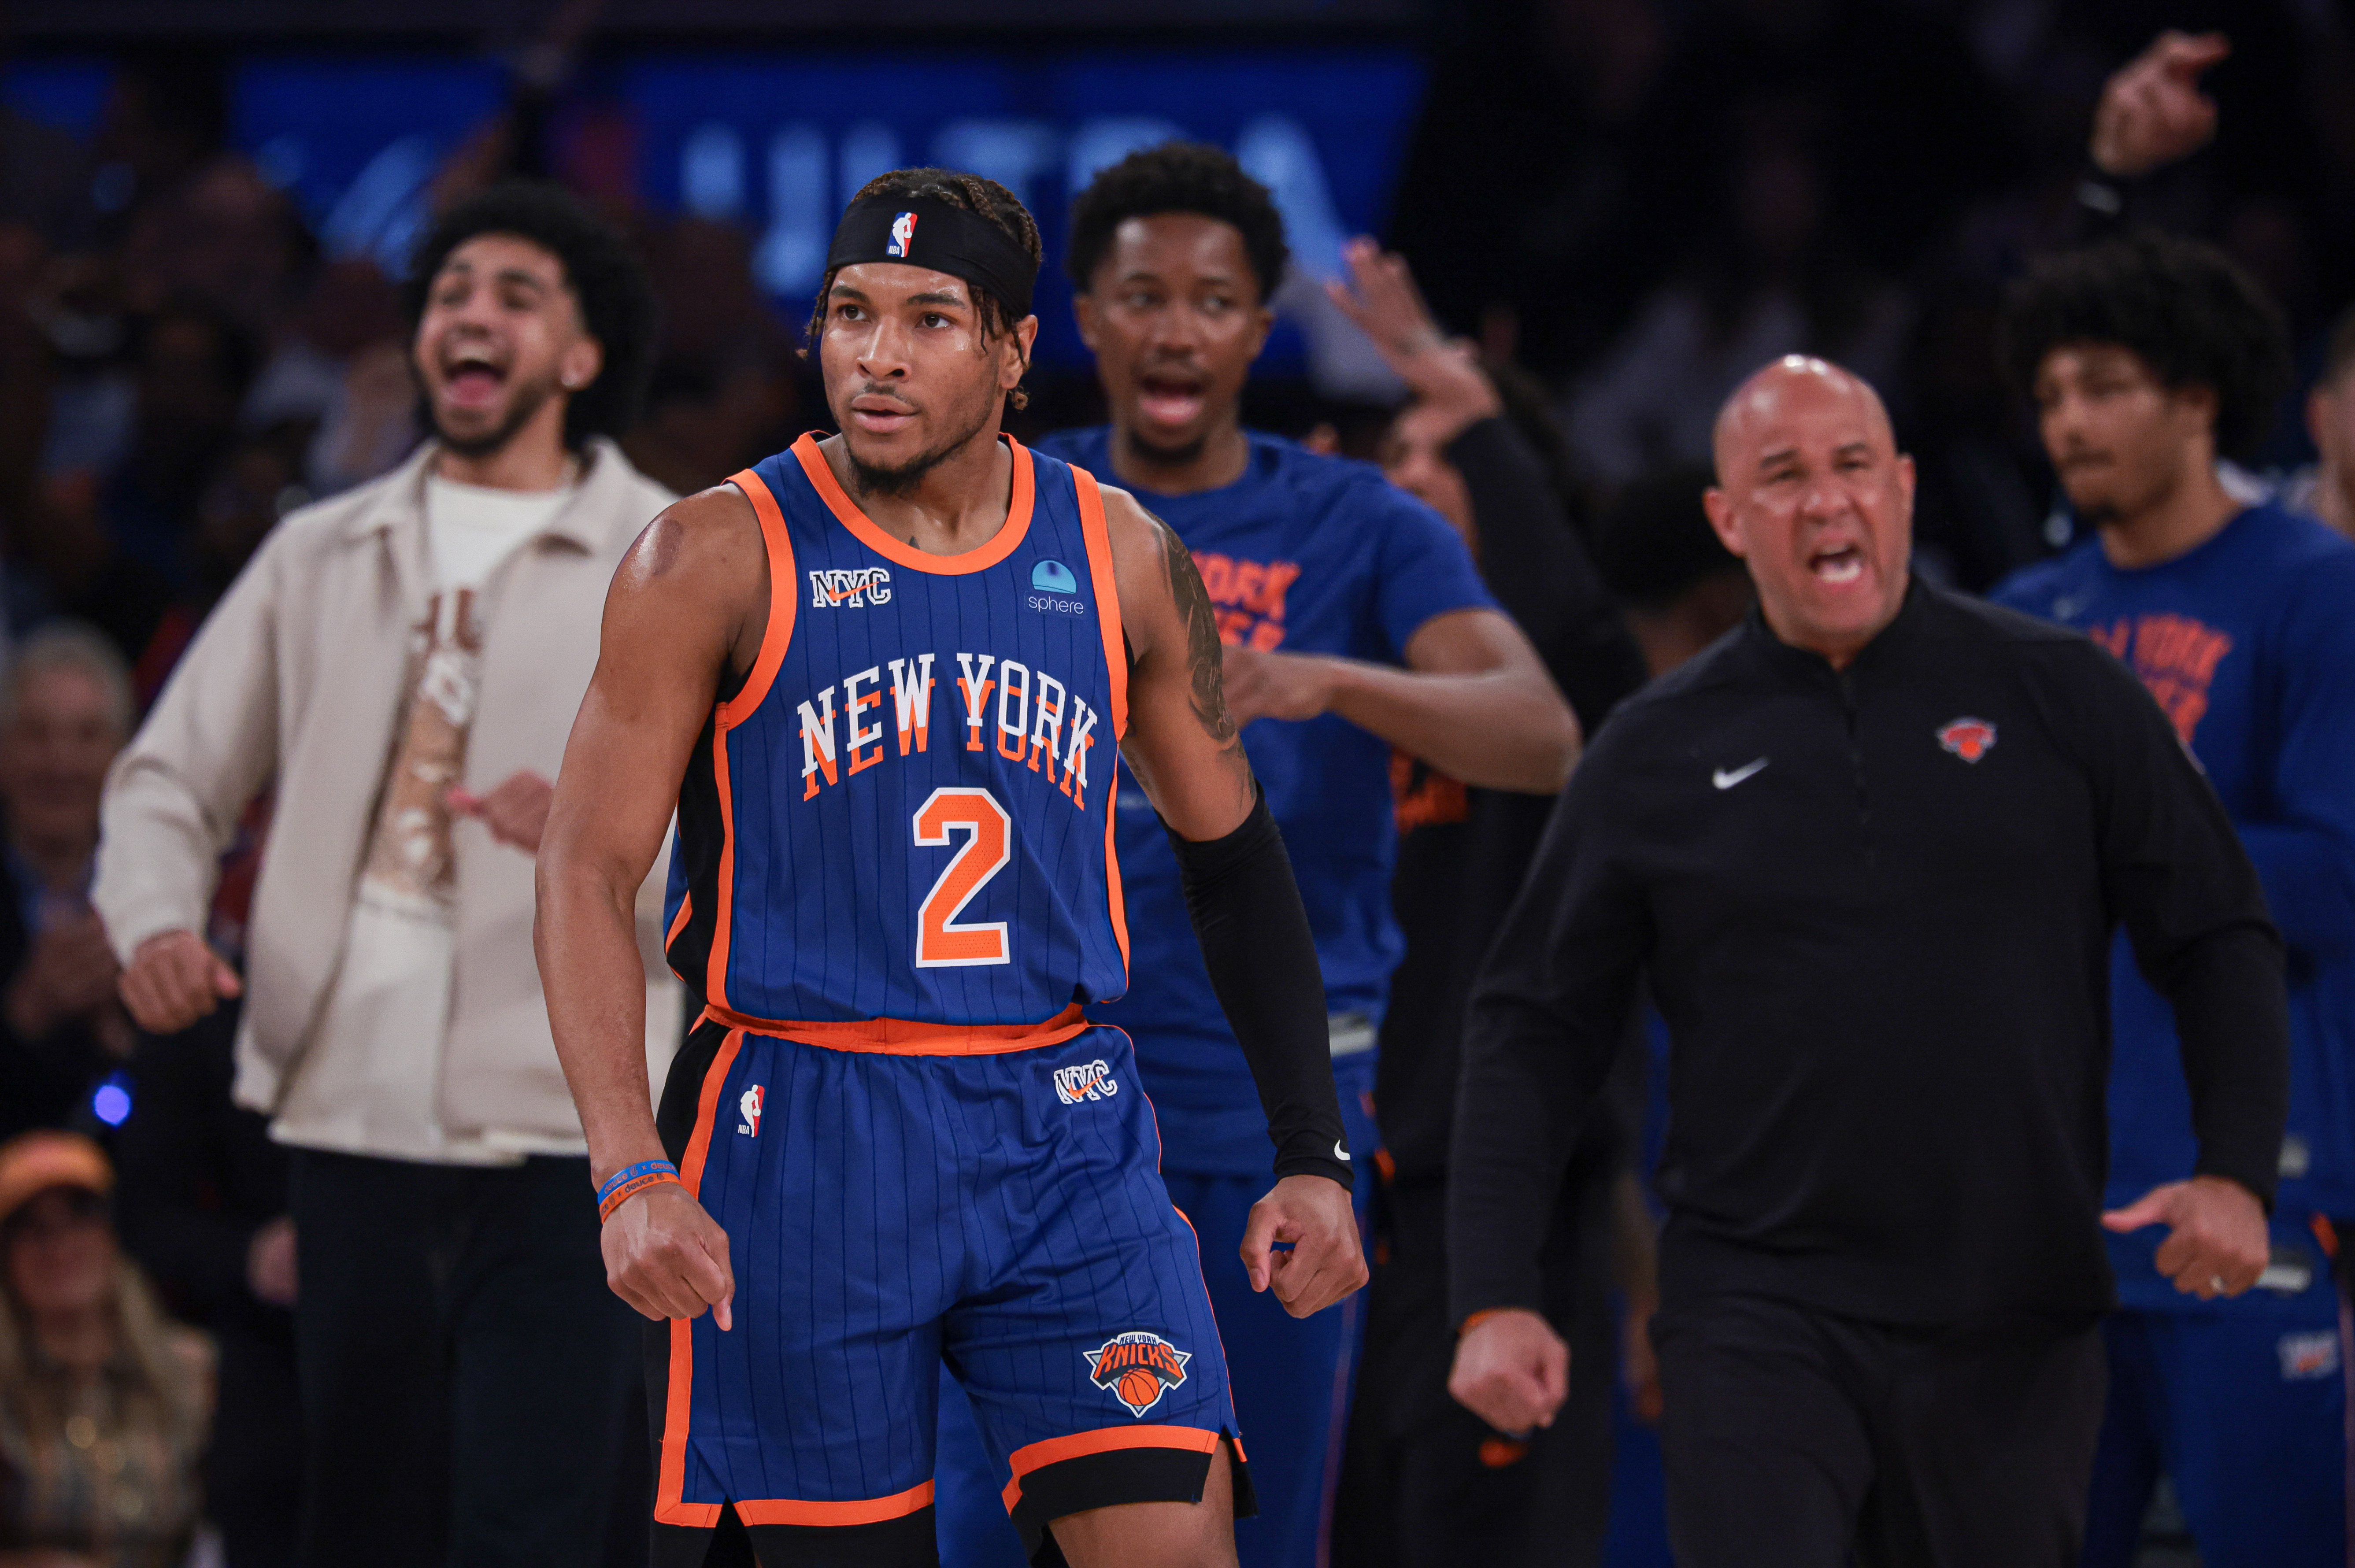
[1166,787,1352,1189]
[1448,736,1651,1325]
[2074,643,2290,1206]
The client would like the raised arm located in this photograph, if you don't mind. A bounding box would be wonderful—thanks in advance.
[535,482,767,1330]
[1103,486,1366,1319]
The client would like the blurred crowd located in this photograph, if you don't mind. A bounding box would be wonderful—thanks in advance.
[0,0,2344,1564]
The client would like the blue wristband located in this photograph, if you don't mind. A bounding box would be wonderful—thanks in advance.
[597,1159,678,1208]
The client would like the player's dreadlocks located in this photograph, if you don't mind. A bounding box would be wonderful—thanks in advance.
[806,167,1043,409]
[1067,142,1290,304]
[2002,229,2291,462]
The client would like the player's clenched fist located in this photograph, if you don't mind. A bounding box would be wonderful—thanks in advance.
[1449,1308,1569,1435]
[603,1182,737,1331]
[118,929,242,1034]
[1240,1173,1367,1318]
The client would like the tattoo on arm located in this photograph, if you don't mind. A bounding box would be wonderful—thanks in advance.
[1152,514,1244,756]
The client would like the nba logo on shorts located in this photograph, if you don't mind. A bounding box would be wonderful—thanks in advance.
[887,211,918,258]
[1083,1331,1191,1416]
[737,1084,764,1137]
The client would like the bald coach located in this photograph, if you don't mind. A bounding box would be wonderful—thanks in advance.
[1444,357,2287,1567]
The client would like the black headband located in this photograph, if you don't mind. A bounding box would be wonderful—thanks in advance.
[825,195,1037,319]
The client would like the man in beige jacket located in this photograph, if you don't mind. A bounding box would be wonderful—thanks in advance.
[95,182,678,1568]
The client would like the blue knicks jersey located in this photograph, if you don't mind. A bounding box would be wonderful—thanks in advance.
[663,432,1130,1034]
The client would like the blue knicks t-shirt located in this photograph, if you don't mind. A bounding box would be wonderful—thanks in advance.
[1036,427,1499,1175]
[1994,501,2355,1309]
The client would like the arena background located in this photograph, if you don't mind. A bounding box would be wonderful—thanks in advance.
[0,2,2344,1565]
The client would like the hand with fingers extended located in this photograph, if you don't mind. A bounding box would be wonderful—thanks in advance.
[118,928,243,1034]
[1323,235,1500,440]
[603,1180,737,1330]
[1449,1307,1570,1435]
[2092,30,2230,178]
[2102,1173,2269,1300]
[448,769,556,855]
[1239,1173,1366,1319]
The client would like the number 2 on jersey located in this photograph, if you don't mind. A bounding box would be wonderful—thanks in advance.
[912,787,1012,967]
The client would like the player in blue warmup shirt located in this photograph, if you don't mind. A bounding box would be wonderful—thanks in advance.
[538,167,1368,1568]
[1995,232,2355,1567]
[933,144,1579,1568]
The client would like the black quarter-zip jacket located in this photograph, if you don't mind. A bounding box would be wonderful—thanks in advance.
[1451,581,2288,1328]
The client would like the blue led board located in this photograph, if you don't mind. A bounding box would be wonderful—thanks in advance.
[1,58,113,139]
[231,56,509,277]
[625,48,1426,367]
[220,49,1424,370]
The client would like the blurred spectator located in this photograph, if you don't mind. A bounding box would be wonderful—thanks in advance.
[1563,96,1910,489]
[113,1004,296,1568]
[0,627,134,1143]
[129,426,307,708]
[1588,464,1751,677]
[101,303,259,594]
[2288,303,2355,538]
[118,160,309,342]
[94,180,677,1568]
[0,1129,211,1568]
[1995,227,2355,1568]
[86,55,227,231]
[619,217,796,495]
[1324,238,1645,1568]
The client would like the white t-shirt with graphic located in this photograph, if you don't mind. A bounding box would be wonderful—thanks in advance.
[271,471,576,1163]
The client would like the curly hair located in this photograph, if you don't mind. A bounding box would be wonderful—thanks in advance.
[404,180,658,449]
[2001,230,2291,462]
[805,167,1041,410]
[1066,142,1289,304]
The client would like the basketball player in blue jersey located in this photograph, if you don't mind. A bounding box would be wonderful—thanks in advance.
[535,166,1365,1568]
[933,143,1581,1568]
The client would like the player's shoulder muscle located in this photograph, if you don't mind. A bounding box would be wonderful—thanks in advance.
[609,480,769,669]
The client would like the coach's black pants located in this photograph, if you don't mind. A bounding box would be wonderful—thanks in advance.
[288,1150,642,1568]
[1654,1294,2107,1568]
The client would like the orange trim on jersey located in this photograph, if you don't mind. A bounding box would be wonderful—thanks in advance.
[654,1028,746,1528]
[702,470,799,1011]
[665,892,694,949]
[1070,463,1132,975]
[1000,1425,1223,1513]
[704,723,737,1010]
[789,431,1037,576]
[733,1481,935,1527]
[718,469,799,727]
[701,1001,1090,1056]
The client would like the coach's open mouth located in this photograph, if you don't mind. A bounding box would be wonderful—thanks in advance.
[1810,542,1866,585]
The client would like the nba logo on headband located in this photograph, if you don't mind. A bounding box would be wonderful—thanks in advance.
[887,212,918,258]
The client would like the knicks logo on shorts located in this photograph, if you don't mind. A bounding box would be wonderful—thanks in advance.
[2279,1329,2339,1380]
[1053,1059,1118,1105]
[1084,1331,1190,1416]
[809,566,892,608]
[1937,716,1997,763]
[737,1084,764,1136]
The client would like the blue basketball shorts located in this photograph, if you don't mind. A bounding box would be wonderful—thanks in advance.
[646,1017,1251,1568]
